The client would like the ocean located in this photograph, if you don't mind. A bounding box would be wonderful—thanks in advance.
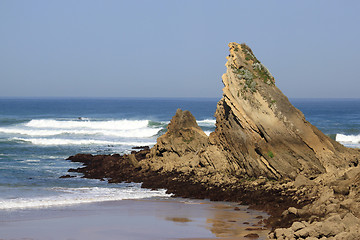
[0,98,359,211]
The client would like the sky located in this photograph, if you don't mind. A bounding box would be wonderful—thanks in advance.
[0,0,359,99]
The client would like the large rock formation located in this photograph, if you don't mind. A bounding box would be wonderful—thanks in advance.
[66,42,360,239]
[148,108,237,178]
[146,42,359,180]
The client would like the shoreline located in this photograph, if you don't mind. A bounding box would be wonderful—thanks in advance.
[66,150,311,230]
[0,198,269,240]
[65,149,360,239]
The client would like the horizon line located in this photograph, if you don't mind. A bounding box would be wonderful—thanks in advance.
[0,96,359,100]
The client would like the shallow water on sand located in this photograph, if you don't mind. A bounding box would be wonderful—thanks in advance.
[0,98,359,239]
[0,98,217,209]
[0,198,269,240]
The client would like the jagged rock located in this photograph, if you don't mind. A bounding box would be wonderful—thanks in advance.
[274,227,295,239]
[343,167,360,179]
[65,42,360,240]
[332,180,351,195]
[59,174,76,178]
[128,154,140,168]
[148,109,209,172]
[342,213,360,231]
[320,214,345,237]
[291,221,306,232]
[288,207,298,216]
[146,43,359,181]
[294,174,314,188]
[339,199,354,211]
[244,233,260,239]
[293,223,320,239]
[210,42,359,179]
[325,203,340,214]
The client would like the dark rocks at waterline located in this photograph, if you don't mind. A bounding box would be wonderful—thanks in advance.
[63,42,360,239]
[131,146,150,150]
[65,150,310,230]
[59,174,76,179]
[244,233,260,239]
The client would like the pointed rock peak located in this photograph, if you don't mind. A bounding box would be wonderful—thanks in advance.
[149,109,209,171]
[146,42,359,180]
[221,42,291,121]
[167,109,202,132]
[228,42,275,85]
[221,42,299,127]
[212,42,359,179]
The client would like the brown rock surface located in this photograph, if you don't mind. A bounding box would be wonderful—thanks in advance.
[66,42,360,239]
[147,108,209,172]
[213,43,359,180]
[144,42,359,182]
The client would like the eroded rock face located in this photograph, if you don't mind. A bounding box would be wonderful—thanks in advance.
[147,43,359,180]
[210,42,360,179]
[148,109,209,172]
[153,108,208,157]
[146,108,242,176]
[66,43,360,239]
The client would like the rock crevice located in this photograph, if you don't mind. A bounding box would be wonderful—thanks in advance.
[66,42,360,239]
[144,43,359,181]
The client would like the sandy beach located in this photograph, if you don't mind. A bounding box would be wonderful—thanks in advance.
[0,198,269,240]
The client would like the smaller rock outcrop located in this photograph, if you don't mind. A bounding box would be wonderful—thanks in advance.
[148,109,209,172]
[143,43,360,183]
[65,42,360,240]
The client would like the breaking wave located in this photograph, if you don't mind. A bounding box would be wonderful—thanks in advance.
[336,134,360,145]
[197,119,216,127]
[25,119,150,130]
[0,119,162,138]
[12,137,156,146]
[0,186,171,210]
[0,127,160,138]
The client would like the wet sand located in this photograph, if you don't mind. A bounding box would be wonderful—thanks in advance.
[0,198,269,240]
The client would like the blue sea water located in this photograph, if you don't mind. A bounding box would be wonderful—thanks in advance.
[0,98,359,210]
[0,98,217,210]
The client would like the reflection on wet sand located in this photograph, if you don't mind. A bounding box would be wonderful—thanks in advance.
[165,200,270,240]
[167,217,193,223]
[206,203,269,239]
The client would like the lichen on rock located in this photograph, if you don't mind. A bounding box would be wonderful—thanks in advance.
[66,42,360,240]
[147,42,359,181]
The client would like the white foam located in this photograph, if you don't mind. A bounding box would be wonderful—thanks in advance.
[197,119,216,127]
[336,134,360,145]
[204,131,213,136]
[25,119,149,130]
[12,137,155,146]
[0,186,171,210]
[0,118,163,139]
[23,159,41,163]
[0,127,161,138]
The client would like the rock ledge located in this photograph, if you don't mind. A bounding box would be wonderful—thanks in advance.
[66,43,360,239]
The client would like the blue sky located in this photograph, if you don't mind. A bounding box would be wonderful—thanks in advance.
[1,0,359,98]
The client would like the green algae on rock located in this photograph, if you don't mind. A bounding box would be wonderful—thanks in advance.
[66,42,360,240]
[143,42,359,181]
